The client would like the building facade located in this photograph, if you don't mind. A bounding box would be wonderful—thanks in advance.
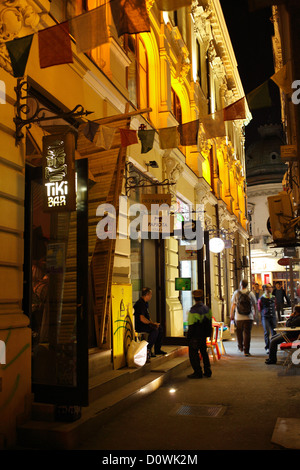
[0,0,250,448]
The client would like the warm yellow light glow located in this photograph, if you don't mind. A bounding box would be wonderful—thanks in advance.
[169,388,176,394]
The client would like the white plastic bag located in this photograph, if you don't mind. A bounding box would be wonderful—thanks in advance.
[127,340,148,368]
[230,320,235,334]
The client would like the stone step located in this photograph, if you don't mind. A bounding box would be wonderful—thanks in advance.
[17,347,189,450]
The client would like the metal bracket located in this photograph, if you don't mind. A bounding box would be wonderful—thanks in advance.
[14,79,93,146]
[125,161,175,196]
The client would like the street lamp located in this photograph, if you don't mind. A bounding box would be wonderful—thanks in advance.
[209,237,225,253]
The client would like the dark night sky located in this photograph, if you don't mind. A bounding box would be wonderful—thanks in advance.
[219,0,282,147]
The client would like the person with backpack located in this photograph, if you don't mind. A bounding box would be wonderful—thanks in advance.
[260,283,277,353]
[230,279,257,356]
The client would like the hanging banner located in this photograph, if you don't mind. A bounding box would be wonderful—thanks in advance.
[42,131,76,212]
[111,284,133,370]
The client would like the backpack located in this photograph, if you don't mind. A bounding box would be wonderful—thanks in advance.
[236,291,252,315]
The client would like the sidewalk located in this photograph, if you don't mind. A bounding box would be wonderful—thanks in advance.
[77,325,300,451]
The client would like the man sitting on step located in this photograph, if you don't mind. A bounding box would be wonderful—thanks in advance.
[133,287,167,360]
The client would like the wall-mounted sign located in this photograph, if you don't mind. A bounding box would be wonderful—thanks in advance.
[178,245,198,261]
[43,131,76,212]
[175,277,191,291]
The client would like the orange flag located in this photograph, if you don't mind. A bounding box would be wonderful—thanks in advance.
[110,0,151,37]
[119,128,138,147]
[201,111,225,139]
[178,120,199,146]
[38,22,73,69]
[223,98,246,121]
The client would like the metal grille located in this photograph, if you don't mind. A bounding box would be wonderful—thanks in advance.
[172,404,226,418]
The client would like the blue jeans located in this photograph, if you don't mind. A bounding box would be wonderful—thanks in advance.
[261,315,277,350]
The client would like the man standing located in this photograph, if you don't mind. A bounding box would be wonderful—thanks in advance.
[230,279,257,356]
[272,281,289,321]
[186,289,212,379]
[260,283,277,353]
[133,287,166,360]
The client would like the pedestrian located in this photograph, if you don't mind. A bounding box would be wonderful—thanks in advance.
[272,281,289,321]
[133,287,166,361]
[230,279,257,356]
[260,283,277,354]
[265,304,300,364]
[186,289,212,379]
[252,282,263,324]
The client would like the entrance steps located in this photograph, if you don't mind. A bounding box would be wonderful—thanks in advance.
[16,346,189,450]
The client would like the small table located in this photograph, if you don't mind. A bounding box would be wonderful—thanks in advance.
[274,327,300,342]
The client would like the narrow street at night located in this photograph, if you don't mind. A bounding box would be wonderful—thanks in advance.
[76,327,300,452]
[1,0,300,454]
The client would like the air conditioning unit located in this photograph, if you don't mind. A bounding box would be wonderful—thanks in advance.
[267,192,295,241]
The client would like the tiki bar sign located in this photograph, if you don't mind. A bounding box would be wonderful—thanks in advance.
[42,132,76,212]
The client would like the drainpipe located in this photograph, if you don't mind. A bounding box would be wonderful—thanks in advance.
[215,204,225,322]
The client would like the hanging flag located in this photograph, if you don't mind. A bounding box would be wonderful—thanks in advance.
[95,125,116,150]
[201,111,225,139]
[156,0,192,10]
[158,126,180,149]
[223,98,246,121]
[69,5,109,53]
[246,80,272,110]
[119,128,138,147]
[178,120,199,146]
[6,34,34,78]
[271,64,292,95]
[138,129,155,153]
[248,0,286,12]
[38,22,73,69]
[83,121,99,142]
[110,0,151,37]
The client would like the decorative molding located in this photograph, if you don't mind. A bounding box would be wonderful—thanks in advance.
[0,0,47,75]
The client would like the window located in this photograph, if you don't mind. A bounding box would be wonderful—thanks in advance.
[171,89,182,125]
[125,36,149,110]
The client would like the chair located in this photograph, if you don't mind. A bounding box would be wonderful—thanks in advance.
[213,318,226,355]
[206,323,221,361]
[280,335,300,369]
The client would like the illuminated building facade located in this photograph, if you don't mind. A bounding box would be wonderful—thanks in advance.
[0,0,250,448]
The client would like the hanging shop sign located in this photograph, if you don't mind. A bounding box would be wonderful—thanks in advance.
[280,145,297,162]
[42,131,76,212]
[141,213,174,235]
[140,193,172,211]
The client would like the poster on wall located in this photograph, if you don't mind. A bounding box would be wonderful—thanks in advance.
[111,284,134,370]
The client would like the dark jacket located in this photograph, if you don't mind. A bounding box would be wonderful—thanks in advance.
[187,302,212,340]
[259,293,276,317]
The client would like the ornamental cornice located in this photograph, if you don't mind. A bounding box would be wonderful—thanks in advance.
[0,0,49,75]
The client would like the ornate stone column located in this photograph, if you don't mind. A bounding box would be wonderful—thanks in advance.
[0,0,50,449]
